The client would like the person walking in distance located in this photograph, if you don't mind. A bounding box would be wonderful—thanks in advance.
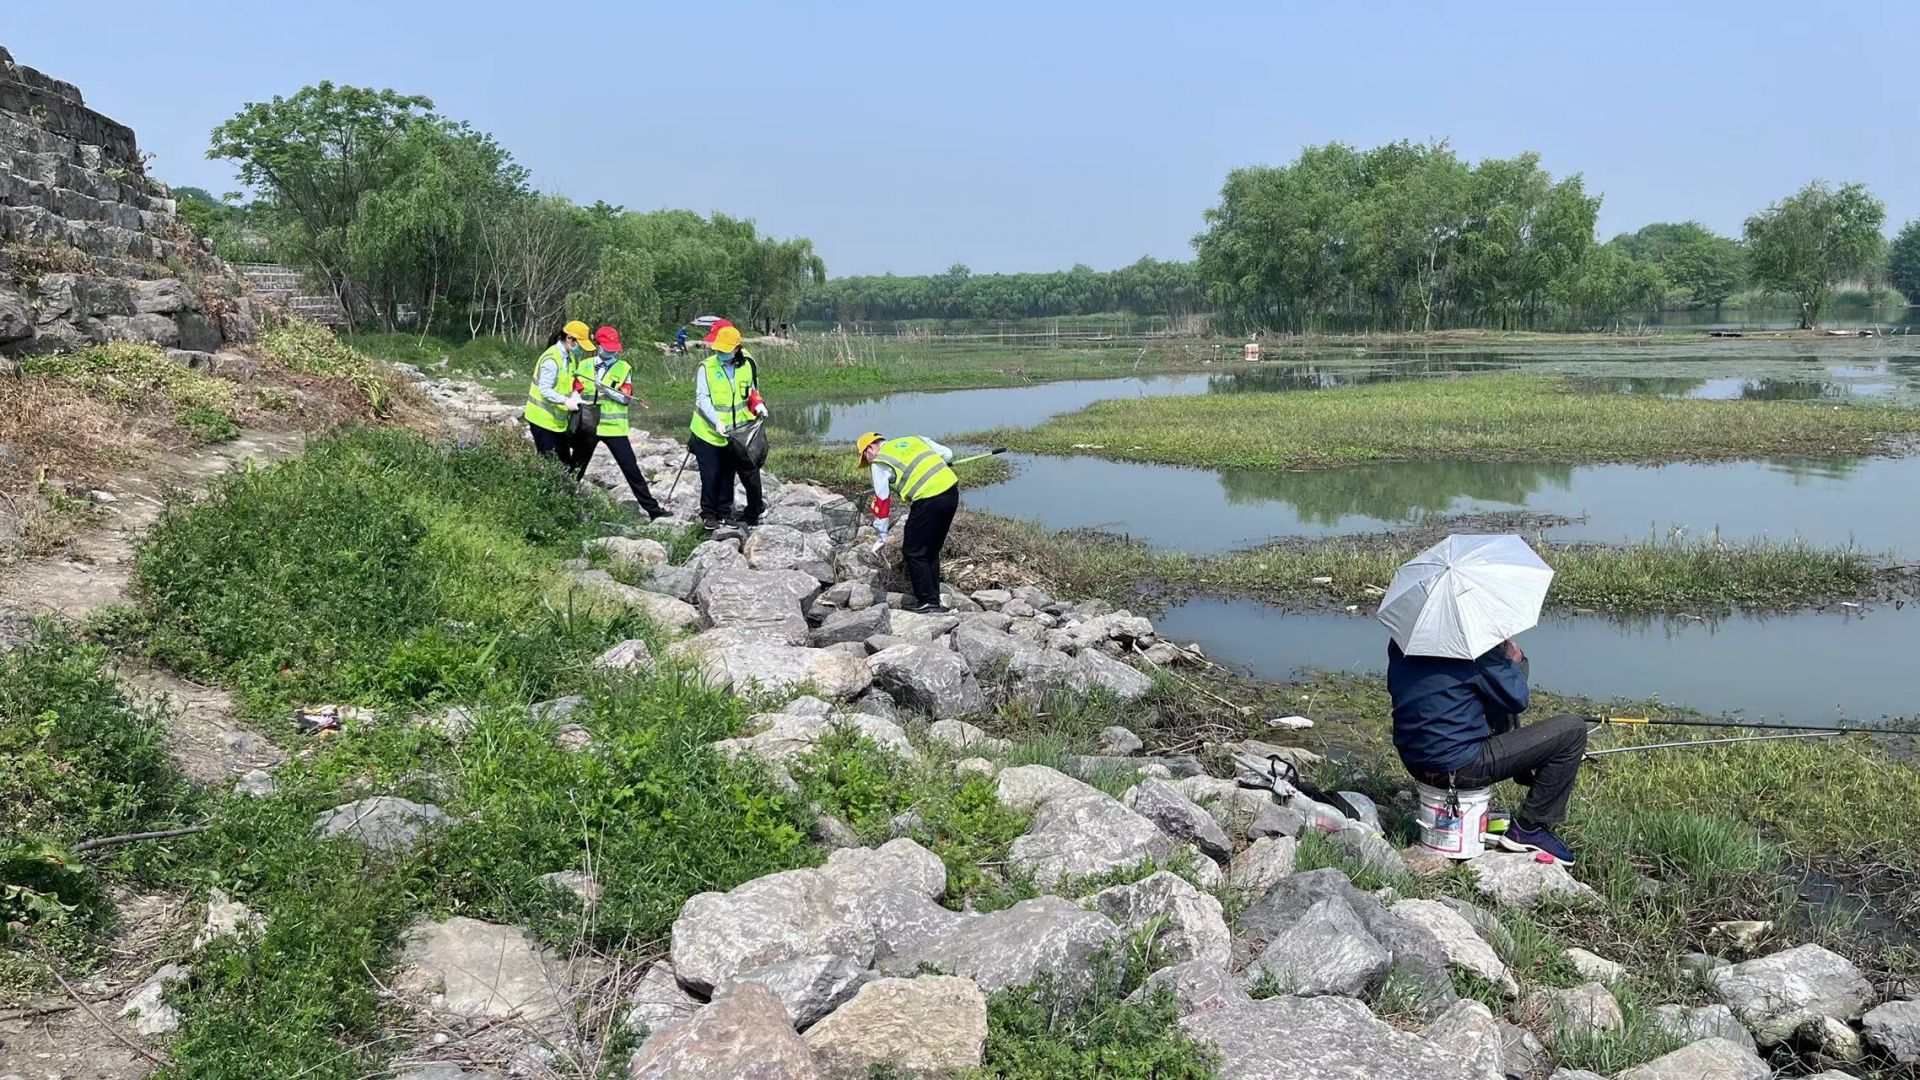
[857,431,960,613]
[568,326,668,519]
[688,323,767,530]
[523,321,596,466]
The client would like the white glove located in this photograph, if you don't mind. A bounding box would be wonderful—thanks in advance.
[564,393,583,411]
[753,403,769,418]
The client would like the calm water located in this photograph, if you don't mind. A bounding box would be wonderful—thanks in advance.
[1156,598,1919,724]
[969,453,1920,555]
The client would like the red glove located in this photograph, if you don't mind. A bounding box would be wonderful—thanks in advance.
[747,388,765,412]
[871,495,890,521]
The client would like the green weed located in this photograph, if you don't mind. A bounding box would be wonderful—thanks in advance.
[23,341,241,420]
[259,321,397,415]
[971,950,1220,1079]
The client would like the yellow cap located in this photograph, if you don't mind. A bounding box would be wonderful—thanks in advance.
[855,432,885,461]
[563,320,594,347]
[709,325,742,354]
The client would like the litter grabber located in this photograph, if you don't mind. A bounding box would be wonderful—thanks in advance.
[664,449,693,503]
[1232,751,1376,835]
[1591,715,1920,737]
[949,447,1009,467]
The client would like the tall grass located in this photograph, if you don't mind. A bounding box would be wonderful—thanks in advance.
[970,374,1920,469]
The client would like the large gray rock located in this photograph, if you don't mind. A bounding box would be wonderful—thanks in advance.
[1707,943,1873,1046]
[1096,724,1145,756]
[1007,790,1175,890]
[1246,895,1391,998]
[1468,851,1598,909]
[1423,999,1506,1080]
[994,763,1100,811]
[1053,610,1155,653]
[925,717,1008,753]
[1329,826,1410,879]
[672,629,874,700]
[118,962,188,1035]
[888,608,961,643]
[696,566,820,644]
[1863,999,1920,1063]
[671,869,877,995]
[1523,982,1622,1043]
[1613,1037,1770,1080]
[882,895,1121,995]
[577,569,706,630]
[842,885,968,961]
[311,796,450,853]
[1125,779,1233,863]
[727,953,872,1031]
[744,524,835,572]
[711,708,914,765]
[1132,959,1251,1019]
[803,976,987,1079]
[639,562,701,602]
[819,838,948,900]
[1235,869,1453,1013]
[1652,1003,1757,1055]
[1077,648,1153,700]
[585,535,670,573]
[393,917,565,1022]
[1174,775,1276,836]
[868,643,985,719]
[808,605,891,647]
[628,982,820,1079]
[625,961,703,1036]
[1228,836,1298,897]
[951,619,1035,673]
[593,638,656,674]
[1182,995,1486,1080]
[1390,899,1516,997]
[1087,870,1231,967]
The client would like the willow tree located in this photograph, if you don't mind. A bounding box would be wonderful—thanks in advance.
[1744,181,1885,328]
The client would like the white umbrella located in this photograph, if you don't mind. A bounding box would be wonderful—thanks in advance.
[1376,534,1553,659]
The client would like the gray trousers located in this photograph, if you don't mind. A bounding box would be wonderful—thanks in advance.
[1414,714,1589,827]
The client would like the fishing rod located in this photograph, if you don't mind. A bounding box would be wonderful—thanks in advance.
[1588,731,1847,757]
[1592,715,1920,737]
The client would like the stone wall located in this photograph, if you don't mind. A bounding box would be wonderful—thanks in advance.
[0,43,255,360]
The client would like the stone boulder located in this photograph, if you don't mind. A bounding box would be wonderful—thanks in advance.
[882,895,1120,995]
[925,717,1008,754]
[1133,959,1252,1019]
[1077,648,1153,699]
[1183,995,1486,1080]
[809,605,891,647]
[1863,999,1920,1063]
[628,982,820,1079]
[868,643,985,719]
[696,566,820,644]
[744,524,835,572]
[1087,871,1231,967]
[673,629,874,700]
[1007,790,1175,889]
[1707,943,1873,1046]
[994,763,1099,811]
[311,797,450,853]
[711,709,915,766]
[1125,779,1233,863]
[1235,869,1454,1013]
[585,535,670,573]
[1468,851,1597,909]
[803,976,987,1079]
[625,961,703,1036]
[1652,1003,1756,1055]
[1228,836,1297,897]
[726,953,871,1031]
[889,608,962,643]
[394,917,566,1022]
[1423,999,1506,1080]
[1390,899,1517,997]
[593,638,656,674]
[577,570,706,630]
[1246,895,1391,998]
[1523,982,1622,1043]
[1613,1037,1769,1080]
[118,963,188,1035]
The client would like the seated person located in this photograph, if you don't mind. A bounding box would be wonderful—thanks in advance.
[1387,636,1587,865]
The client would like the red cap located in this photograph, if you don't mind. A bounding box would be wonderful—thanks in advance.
[595,326,622,352]
[700,319,735,344]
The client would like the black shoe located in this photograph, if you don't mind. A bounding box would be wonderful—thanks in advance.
[1496,823,1576,866]
[700,518,721,532]
[903,601,951,615]
[644,506,671,521]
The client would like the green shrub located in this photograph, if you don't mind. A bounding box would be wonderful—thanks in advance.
[974,951,1219,1079]
[23,341,241,420]
[125,428,643,716]
[177,406,240,443]
[258,321,394,415]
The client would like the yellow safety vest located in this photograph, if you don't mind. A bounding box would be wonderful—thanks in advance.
[523,343,578,432]
[578,353,633,437]
[873,436,958,502]
[690,355,756,446]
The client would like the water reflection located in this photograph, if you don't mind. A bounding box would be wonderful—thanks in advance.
[1214,461,1576,524]
[1155,598,1917,723]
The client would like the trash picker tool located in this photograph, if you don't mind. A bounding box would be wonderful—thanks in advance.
[665,450,692,502]
[951,447,1009,466]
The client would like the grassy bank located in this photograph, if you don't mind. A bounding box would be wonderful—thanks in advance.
[969,374,1920,469]
[954,514,1891,615]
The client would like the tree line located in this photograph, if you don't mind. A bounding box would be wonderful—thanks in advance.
[793,257,1206,324]
[194,83,823,343]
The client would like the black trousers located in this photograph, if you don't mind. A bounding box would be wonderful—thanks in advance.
[529,422,572,468]
[1415,714,1589,827]
[902,485,960,606]
[689,436,764,525]
[571,432,664,515]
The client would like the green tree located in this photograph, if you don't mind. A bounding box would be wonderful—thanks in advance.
[565,246,662,340]
[1887,218,1920,304]
[1743,181,1886,328]
[1552,244,1667,330]
[1609,222,1745,308]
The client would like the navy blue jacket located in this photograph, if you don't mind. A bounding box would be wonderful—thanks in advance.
[1386,640,1530,774]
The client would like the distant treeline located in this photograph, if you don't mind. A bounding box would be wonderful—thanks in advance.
[794,257,1205,324]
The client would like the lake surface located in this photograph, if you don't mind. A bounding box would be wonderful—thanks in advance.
[1155,597,1919,724]
[969,453,1920,555]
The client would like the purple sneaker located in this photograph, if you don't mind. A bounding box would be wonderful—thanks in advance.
[1497,823,1576,866]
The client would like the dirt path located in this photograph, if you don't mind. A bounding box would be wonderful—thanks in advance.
[0,428,302,1079]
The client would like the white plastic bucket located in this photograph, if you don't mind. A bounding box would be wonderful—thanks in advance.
[1415,782,1491,859]
[1244,342,1262,361]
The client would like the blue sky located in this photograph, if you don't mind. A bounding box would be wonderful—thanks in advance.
[10,1,1915,276]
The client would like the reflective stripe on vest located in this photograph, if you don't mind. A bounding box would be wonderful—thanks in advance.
[690,356,754,445]
[523,343,574,432]
[588,355,632,436]
[874,436,958,502]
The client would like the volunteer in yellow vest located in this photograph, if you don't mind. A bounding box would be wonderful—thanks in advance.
[858,431,960,614]
[523,320,597,466]
[567,326,669,520]
[689,322,768,530]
